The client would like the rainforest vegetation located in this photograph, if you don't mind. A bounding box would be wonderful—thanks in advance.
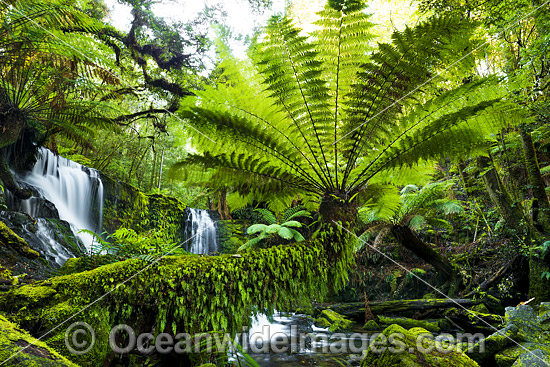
[1,0,550,366]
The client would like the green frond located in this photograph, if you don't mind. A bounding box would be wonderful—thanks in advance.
[279,220,302,228]
[254,209,278,225]
[247,224,268,234]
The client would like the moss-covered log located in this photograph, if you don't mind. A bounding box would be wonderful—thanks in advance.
[0,314,78,367]
[317,298,481,321]
[0,239,338,366]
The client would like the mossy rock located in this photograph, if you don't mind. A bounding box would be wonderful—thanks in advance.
[496,342,550,367]
[361,324,479,367]
[467,324,518,365]
[512,348,550,367]
[0,314,79,366]
[0,220,39,259]
[505,305,546,343]
[378,315,440,332]
[315,309,353,332]
[363,320,380,331]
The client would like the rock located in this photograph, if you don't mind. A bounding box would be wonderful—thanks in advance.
[315,309,353,332]
[0,313,79,366]
[363,320,380,331]
[467,324,519,365]
[505,305,546,343]
[377,315,441,332]
[360,324,479,367]
[512,348,550,367]
[496,343,550,367]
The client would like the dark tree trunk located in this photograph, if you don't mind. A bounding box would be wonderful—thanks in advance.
[476,155,526,232]
[520,128,550,234]
[390,225,456,281]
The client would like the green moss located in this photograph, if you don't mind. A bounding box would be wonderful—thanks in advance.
[378,316,440,332]
[101,176,187,244]
[1,234,347,366]
[361,324,479,367]
[495,342,550,367]
[363,320,380,331]
[315,309,353,332]
[0,314,80,366]
[0,221,39,258]
[467,324,518,365]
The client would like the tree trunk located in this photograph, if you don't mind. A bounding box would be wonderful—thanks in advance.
[390,225,456,282]
[520,128,550,234]
[476,155,526,232]
[216,187,231,220]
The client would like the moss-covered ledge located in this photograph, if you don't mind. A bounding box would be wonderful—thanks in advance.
[0,314,79,366]
[0,240,331,366]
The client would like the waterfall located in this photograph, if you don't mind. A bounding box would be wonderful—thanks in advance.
[10,148,104,251]
[185,208,218,254]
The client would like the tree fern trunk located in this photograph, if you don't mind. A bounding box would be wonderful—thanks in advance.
[520,128,550,234]
[390,225,455,282]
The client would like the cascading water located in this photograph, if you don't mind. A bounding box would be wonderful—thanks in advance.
[184,208,218,254]
[9,148,104,251]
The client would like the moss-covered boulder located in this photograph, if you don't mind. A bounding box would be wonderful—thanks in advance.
[377,316,440,332]
[0,314,79,366]
[512,348,550,366]
[315,309,353,332]
[495,343,550,367]
[361,324,479,366]
[505,305,545,342]
[363,320,380,331]
[467,324,518,365]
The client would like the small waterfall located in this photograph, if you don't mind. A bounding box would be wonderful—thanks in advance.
[10,148,104,251]
[185,208,218,254]
[34,218,75,266]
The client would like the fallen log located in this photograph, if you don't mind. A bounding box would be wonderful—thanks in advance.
[315,298,481,322]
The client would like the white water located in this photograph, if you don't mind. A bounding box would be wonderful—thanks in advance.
[17,148,104,251]
[186,208,218,254]
[34,218,74,265]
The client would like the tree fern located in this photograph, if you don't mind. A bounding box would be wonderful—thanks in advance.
[174,0,527,225]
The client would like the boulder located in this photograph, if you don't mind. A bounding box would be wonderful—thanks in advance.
[315,309,353,332]
[377,315,440,332]
[512,349,550,367]
[361,324,479,366]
